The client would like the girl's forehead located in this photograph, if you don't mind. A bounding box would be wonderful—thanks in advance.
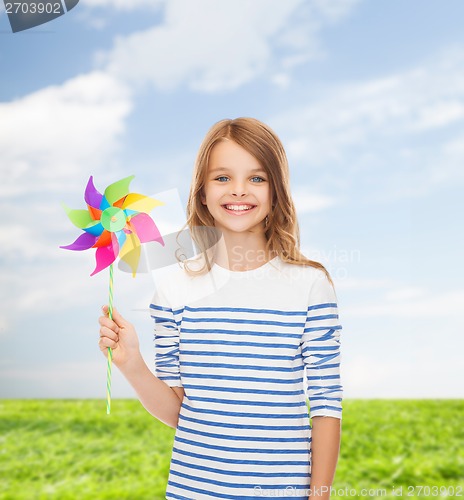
[208,140,264,170]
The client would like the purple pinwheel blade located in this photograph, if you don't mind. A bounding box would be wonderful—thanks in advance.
[60,232,97,251]
[84,176,103,209]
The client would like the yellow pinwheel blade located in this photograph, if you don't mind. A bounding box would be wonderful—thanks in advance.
[120,232,141,277]
[122,193,164,214]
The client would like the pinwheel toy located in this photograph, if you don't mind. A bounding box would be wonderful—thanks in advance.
[60,175,165,414]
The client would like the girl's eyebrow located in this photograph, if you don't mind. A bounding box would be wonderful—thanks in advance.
[210,167,266,173]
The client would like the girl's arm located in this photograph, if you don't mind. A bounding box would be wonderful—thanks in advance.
[99,306,183,429]
[117,353,184,429]
[302,270,344,498]
[308,416,341,499]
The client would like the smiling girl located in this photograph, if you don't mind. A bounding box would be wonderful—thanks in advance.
[99,117,344,500]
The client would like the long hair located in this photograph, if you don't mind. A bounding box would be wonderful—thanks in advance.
[175,117,335,288]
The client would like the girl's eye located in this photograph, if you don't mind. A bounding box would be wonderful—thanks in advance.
[214,176,266,183]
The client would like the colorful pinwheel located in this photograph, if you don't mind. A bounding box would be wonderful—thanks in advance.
[60,175,165,414]
[60,175,164,276]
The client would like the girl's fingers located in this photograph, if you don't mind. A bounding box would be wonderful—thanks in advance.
[98,315,120,333]
[101,306,129,329]
[98,336,118,350]
[109,307,128,328]
[99,326,118,342]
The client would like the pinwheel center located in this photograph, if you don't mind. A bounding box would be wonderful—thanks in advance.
[101,207,126,232]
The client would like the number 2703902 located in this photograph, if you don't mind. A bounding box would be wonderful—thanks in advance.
[5,2,62,14]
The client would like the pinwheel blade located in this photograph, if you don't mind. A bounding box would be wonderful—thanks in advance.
[93,230,112,248]
[60,232,97,251]
[83,221,104,236]
[122,193,164,214]
[61,175,166,278]
[91,244,118,276]
[88,205,102,221]
[113,198,125,209]
[84,176,103,209]
[104,175,135,206]
[129,213,165,244]
[120,232,141,277]
[61,203,94,229]
[100,196,110,211]
[114,229,127,250]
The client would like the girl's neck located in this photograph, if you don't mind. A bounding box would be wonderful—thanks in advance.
[210,230,276,272]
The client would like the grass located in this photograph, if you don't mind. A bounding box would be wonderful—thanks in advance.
[1,399,463,499]
[335,400,464,499]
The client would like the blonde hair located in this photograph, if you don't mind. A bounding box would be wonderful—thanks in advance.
[175,117,335,288]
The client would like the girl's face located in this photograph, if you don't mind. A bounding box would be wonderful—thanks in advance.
[201,139,271,235]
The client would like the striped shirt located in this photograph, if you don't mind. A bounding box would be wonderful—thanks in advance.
[150,255,343,500]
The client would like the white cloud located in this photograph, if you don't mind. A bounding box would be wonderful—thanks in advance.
[0,316,8,338]
[344,351,464,398]
[80,0,165,10]
[293,188,338,213]
[276,61,464,163]
[0,226,48,260]
[344,289,464,318]
[270,73,292,89]
[336,277,393,290]
[271,47,464,198]
[103,0,301,92]
[311,0,362,23]
[412,100,464,131]
[101,0,360,93]
[0,360,136,398]
[0,70,135,337]
[0,71,132,198]
[385,286,427,301]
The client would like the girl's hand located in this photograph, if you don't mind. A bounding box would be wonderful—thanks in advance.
[98,306,140,368]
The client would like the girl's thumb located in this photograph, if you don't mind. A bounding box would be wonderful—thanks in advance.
[110,307,125,326]
[102,305,125,326]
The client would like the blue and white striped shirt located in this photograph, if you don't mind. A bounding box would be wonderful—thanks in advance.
[150,255,343,500]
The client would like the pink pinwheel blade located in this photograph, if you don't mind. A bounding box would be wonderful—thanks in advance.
[129,213,165,244]
[84,176,103,209]
[60,232,97,251]
[91,244,118,276]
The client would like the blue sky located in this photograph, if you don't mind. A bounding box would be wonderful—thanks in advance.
[1,0,463,400]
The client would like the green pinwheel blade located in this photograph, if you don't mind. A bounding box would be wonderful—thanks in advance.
[61,203,94,229]
[104,175,135,205]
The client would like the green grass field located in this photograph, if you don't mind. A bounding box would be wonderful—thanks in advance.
[1,400,463,499]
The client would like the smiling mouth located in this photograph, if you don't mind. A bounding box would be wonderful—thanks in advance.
[221,204,257,214]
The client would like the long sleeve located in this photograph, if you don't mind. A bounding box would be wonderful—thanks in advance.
[301,270,343,419]
[149,283,183,388]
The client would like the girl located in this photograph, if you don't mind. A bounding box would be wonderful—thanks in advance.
[99,117,343,500]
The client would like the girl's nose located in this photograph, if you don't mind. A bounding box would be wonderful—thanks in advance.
[230,182,247,196]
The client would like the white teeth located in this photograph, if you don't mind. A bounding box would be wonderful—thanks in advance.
[224,205,255,211]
